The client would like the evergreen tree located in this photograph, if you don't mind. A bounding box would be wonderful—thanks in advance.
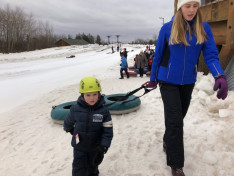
[75,33,82,40]
[88,34,95,44]
[82,33,90,43]
[96,35,101,45]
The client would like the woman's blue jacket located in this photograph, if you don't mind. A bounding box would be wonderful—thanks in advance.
[150,18,225,85]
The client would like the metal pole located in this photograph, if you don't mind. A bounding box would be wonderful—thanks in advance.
[159,17,164,25]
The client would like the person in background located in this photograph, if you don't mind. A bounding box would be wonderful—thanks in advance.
[145,0,228,175]
[122,48,128,59]
[145,50,151,61]
[64,77,113,176]
[136,50,148,78]
[147,53,153,71]
[120,52,129,79]
[134,54,138,69]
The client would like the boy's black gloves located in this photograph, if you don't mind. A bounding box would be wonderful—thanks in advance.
[92,146,108,166]
[96,145,108,154]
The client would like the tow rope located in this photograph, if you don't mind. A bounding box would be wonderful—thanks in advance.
[104,82,156,107]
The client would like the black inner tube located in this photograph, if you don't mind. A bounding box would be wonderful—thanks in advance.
[107,96,128,102]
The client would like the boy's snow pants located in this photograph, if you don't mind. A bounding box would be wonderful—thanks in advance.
[72,149,99,176]
[120,68,129,78]
[159,82,194,168]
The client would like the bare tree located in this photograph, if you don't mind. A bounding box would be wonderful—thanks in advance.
[0,4,56,53]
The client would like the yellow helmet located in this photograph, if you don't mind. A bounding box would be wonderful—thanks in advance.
[79,77,101,93]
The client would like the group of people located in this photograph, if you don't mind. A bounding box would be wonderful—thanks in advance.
[134,48,154,75]
[63,0,228,176]
[119,47,154,79]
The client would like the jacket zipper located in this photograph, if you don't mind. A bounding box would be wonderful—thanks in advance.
[181,47,186,85]
[212,63,220,76]
[86,108,91,133]
[167,63,171,79]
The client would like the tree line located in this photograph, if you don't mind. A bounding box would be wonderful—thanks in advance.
[0,5,58,53]
[0,5,104,53]
[74,33,102,45]
[0,4,155,53]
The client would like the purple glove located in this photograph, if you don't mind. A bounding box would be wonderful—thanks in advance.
[213,75,228,100]
[145,81,157,89]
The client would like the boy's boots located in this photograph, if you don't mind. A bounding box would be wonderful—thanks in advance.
[171,168,185,176]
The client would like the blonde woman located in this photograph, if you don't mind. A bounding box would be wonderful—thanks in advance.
[145,0,228,175]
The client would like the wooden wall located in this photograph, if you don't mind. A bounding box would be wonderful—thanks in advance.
[55,40,70,47]
[174,0,234,74]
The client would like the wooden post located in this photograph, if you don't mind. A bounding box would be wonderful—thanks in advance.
[226,0,234,51]
[217,0,234,69]
[198,0,234,73]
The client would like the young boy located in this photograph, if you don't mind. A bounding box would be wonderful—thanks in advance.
[63,77,113,176]
[119,52,129,79]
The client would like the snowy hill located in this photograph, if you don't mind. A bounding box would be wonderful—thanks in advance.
[0,44,233,176]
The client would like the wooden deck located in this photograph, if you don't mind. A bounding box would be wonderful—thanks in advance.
[174,0,234,73]
[200,0,234,69]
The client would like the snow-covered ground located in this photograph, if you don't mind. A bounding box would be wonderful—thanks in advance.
[0,44,233,176]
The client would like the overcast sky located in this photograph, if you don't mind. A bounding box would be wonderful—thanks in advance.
[1,0,174,42]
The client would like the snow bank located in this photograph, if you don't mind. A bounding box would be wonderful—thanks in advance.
[0,45,233,176]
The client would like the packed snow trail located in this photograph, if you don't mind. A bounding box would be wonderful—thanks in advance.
[0,45,141,113]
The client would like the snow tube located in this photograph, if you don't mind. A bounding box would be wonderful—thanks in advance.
[123,72,137,77]
[51,94,141,124]
[134,68,149,74]
[51,101,76,124]
[66,55,75,58]
[146,71,151,77]
[128,66,135,71]
[104,93,141,115]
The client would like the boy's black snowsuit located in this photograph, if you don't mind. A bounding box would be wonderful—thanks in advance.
[64,95,113,176]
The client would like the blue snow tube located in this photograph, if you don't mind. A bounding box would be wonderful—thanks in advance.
[134,68,149,74]
[104,93,141,115]
[51,94,141,124]
[51,101,76,124]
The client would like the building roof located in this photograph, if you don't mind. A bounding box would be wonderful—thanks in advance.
[58,38,89,45]
[225,56,234,90]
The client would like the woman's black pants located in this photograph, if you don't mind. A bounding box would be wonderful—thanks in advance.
[160,82,194,168]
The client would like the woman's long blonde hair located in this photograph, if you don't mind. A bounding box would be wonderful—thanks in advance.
[169,9,206,46]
